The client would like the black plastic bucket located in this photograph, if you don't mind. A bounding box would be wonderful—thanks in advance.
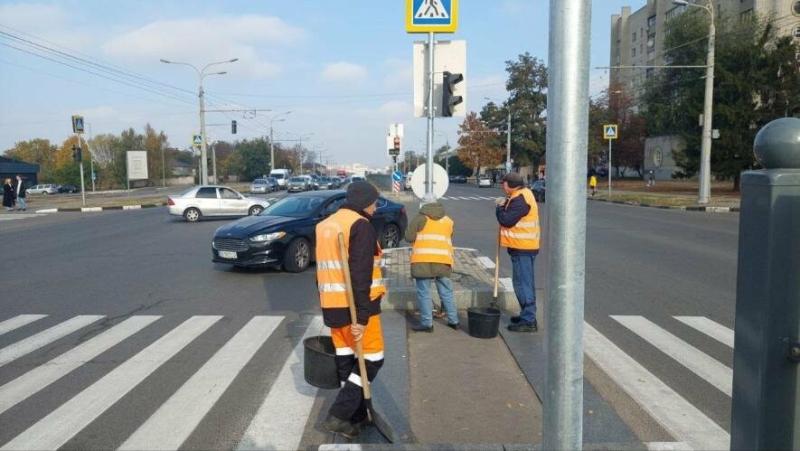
[467,307,501,339]
[303,336,340,389]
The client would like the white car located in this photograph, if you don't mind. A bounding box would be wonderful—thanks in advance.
[478,177,493,188]
[27,184,59,195]
[168,185,270,222]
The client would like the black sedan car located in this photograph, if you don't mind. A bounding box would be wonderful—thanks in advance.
[212,190,407,272]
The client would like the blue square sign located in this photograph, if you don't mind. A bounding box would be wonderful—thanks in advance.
[406,0,458,33]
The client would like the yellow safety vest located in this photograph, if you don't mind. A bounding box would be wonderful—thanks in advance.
[499,188,540,250]
[410,216,454,266]
[316,209,386,310]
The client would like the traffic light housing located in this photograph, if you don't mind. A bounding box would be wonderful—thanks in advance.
[231,120,237,134]
[72,145,82,163]
[442,71,464,117]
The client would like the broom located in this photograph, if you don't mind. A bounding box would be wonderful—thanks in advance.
[337,232,394,443]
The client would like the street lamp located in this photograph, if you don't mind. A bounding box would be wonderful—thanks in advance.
[269,111,292,173]
[673,0,715,204]
[161,57,238,185]
[485,96,513,173]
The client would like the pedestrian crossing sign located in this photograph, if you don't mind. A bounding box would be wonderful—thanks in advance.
[603,124,618,140]
[406,0,458,33]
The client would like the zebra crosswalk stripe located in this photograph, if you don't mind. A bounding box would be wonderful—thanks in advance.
[673,316,734,348]
[238,316,327,451]
[0,315,47,337]
[0,315,104,368]
[0,316,221,451]
[611,315,732,396]
[584,322,729,451]
[0,316,161,416]
[119,316,283,450]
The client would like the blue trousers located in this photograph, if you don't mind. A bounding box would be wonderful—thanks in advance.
[415,277,459,327]
[510,253,537,324]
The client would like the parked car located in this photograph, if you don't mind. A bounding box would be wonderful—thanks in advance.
[58,184,80,193]
[167,186,270,222]
[449,175,467,184]
[532,179,546,202]
[28,184,59,195]
[269,169,291,189]
[308,175,320,190]
[212,190,407,271]
[287,176,311,192]
[317,176,338,190]
[478,176,493,188]
[250,178,277,194]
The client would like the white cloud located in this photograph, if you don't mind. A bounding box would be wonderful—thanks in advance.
[0,3,92,48]
[102,15,305,79]
[321,62,367,83]
[382,58,412,91]
[377,100,412,117]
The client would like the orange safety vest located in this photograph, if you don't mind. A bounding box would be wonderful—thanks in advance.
[316,209,386,310]
[499,188,541,250]
[410,216,454,266]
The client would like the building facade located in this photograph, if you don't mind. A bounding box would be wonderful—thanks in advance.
[610,0,800,103]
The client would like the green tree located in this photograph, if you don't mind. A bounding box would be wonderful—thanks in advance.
[233,138,270,180]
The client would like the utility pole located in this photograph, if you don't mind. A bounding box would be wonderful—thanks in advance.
[506,109,512,173]
[211,141,218,184]
[87,123,96,192]
[269,111,291,173]
[161,144,166,187]
[544,0,591,449]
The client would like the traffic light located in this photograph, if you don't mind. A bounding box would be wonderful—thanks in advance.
[442,71,464,117]
[231,120,237,134]
[72,145,82,163]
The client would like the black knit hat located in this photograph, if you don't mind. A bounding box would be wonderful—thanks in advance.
[502,172,525,188]
[346,181,379,210]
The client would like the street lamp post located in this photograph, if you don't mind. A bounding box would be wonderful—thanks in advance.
[485,97,513,173]
[674,0,715,204]
[269,111,292,173]
[160,58,238,185]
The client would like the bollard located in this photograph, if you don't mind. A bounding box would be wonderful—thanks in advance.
[730,117,800,450]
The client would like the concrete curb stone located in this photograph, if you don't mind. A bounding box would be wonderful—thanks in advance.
[587,196,736,213]
[34,202,166,214]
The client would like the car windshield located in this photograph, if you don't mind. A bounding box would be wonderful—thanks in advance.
[261,196,325,217]
[271,173,285,179]
[289,177,305,182]
[253,179,266,185]
[320,177,331,183]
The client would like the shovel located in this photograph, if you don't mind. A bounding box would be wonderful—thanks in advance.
[337,232,394,443]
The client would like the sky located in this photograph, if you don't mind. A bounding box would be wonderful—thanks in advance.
[0,0,639,168]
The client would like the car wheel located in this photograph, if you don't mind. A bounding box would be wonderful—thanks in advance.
[283,238,311,273]
[248,205,263,216]
[184,207,201,222]
[380,223,401,248]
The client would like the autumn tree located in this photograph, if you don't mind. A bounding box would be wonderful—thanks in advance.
[457,112,503,176]
[4,139,58,180]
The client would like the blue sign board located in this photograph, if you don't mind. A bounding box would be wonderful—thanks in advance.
[406,0,458,33]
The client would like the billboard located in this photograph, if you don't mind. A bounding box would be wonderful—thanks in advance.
[126,151,148,180]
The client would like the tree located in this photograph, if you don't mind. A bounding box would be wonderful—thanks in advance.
[457,112,503,176]
[143,124,169,186]
[3,139,57,181]
[642,11,800,189]
[232,138,269,180]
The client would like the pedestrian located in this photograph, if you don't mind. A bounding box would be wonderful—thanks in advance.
[3,178,15,211]
[648,170,656,187]
[495,172,540,332]
[589,174,598,196]
[406,194,458,332]
[316,181,386,439]
[14,175,27,211]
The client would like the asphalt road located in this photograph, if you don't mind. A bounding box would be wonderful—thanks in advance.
[0,182,739,449]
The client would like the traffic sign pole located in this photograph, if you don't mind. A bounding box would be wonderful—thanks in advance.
[426,31,435,196]
[608,138,612,197]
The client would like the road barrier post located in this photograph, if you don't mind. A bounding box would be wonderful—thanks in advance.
[730,117,800,450]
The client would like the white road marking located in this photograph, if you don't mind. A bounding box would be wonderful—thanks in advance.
[0,315,104,367]
[119,316,283,450]
[0,316,221,451]
[80,207,103,212]
[476,256,496,269]
[458,196,471,200]
[583,322,729,451]
[0,315,47,337]
[0,316,160,415]
[0,213,47,221]
[611,315,732,396]
[479,196,495,200]
[674,316,734,348]
[238,316,327,451]
[122,205,141,210]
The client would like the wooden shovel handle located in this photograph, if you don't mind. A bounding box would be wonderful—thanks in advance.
[493,229,500,298]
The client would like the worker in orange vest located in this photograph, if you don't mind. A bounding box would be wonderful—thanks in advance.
[316,181,385,438]
[406,194,458,332]
[496,172,541,332]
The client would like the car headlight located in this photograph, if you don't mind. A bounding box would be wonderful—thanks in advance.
[250,231,286,242]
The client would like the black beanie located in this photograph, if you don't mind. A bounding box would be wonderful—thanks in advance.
[346,181,379,210]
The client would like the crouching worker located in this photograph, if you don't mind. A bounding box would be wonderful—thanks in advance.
[316,181,386,438]
[406,194,458,332]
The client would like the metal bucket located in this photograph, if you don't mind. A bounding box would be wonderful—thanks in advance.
[467,307,501,339]
[303,335,340,389]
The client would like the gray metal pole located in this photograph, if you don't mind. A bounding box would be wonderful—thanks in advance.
[87,123,95,192]
[76,134,86,206]
[199,79,208,185]
[506,109,512,173]
[698,2,715,205]
[545,0,591,449]
[211,141,217,184]
[270,126,275,172]
[161,144,166,187]
[426,31,435,195]
[608,138,612,197]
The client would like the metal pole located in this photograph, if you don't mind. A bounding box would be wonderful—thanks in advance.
[299,137,303,175]
[270,126,275,172]
[161,144,166,187]
[698,2,715,205]
[76,134,86,206]
[211,141,217,184]
[198,77,208,185]
[88,123,95,192]
[545,0,591,449]
[506,109,512,173]
[608,139,612,197]
[426,31,435,195]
